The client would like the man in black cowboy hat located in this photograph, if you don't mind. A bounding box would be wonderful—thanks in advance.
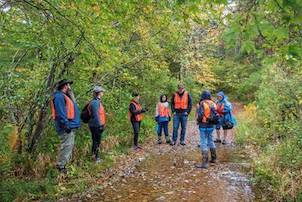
[50,79,80,174]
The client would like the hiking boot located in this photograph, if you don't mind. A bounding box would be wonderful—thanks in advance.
[210,148,217,163]
[214,139,222,143]
[157,138,162,144]
[180,141,186,146]
[222,140,227,145]
[195,151,208,169]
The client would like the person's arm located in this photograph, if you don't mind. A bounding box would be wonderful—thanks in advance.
[54,94,69,129]
[155,103,159,117]
[197,103,204,122]
[91,100,101,127]
[187,93,193,114]
[171,94,175,113]
[223,102,232,114]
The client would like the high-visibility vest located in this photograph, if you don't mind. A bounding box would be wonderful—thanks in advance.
[158,103,171,117]
[50,94,75,120]
[216,102,224,116]
[128,100,143,121]
[98,103,106,125]
[174,92,188,109]
[200,100,216,123]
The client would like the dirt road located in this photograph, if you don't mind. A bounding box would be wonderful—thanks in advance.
[67,103,256,202]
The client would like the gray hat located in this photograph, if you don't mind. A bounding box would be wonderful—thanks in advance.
[93,86,105,93]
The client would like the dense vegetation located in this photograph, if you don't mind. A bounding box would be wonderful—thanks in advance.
[0,0,301,201]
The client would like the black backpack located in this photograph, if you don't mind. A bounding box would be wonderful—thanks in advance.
[80,102,91,123]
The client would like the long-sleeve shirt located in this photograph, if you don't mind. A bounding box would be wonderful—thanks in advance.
[171,91,193,114]
[88,97,105,128]
[52,90,80,134]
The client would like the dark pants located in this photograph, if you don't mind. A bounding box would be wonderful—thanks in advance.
[89,127,104,158]
[172,113,188,142]
[131,121,141,146]
[157,121,169,137]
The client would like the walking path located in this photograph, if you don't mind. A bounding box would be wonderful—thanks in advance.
[66,103,256,202]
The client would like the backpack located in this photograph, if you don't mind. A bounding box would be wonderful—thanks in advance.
[199,101,220,125]
[80,102,91,123]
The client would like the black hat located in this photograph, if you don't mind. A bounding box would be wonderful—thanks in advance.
[132,91,140,97]
[56,79,73,89]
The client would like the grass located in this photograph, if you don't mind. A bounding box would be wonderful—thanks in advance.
[235,103,302,201]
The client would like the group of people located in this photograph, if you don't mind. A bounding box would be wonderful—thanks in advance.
[50,79,235,174]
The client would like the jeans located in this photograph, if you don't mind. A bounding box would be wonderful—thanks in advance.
[57,130,75,168]
[172,113,188,142]
[89,127,104,158]
[131,121,141,146]
[199,127,215,152]
[157,121,169,137]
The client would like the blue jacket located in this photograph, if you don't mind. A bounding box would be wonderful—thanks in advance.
[53,91,81,134]
[216,91,235,125]
[88,97,105,128]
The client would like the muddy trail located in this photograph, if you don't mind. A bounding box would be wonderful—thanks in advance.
[67,103,257,202]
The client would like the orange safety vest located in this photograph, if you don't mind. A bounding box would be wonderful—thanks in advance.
[128,100,143,122]
[201,100,216,123]
[158,103,171,117]
[98,103,106,125]
[174,92,188,110]
[50,95,75,120]
[216,102,224,116]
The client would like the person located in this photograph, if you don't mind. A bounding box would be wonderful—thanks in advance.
[195,90,217,169]
[155,94,171,144]
[128,91,147,150]
[88,86,106,163]
[215,91,235,145]
[50,79,80,174]
[171,84,192,146]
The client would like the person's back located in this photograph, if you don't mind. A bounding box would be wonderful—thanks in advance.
[195,90,217,169]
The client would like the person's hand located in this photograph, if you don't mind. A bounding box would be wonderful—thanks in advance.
[168,117,171,122]
[184,112,188,116]
[154,116,159,122]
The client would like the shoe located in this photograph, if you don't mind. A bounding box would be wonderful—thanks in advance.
[195,151,208,169]
[56,165,67,174]
[209,148,217,163]
[180,142,186,146]
[222,140,227,145]
[157,138,162,144]
[214,139,222,143]
[165,136,171,144]
[197,144,200,148]
[170,141,176,146]
[137,145,143,149]
[96,157,101,164]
